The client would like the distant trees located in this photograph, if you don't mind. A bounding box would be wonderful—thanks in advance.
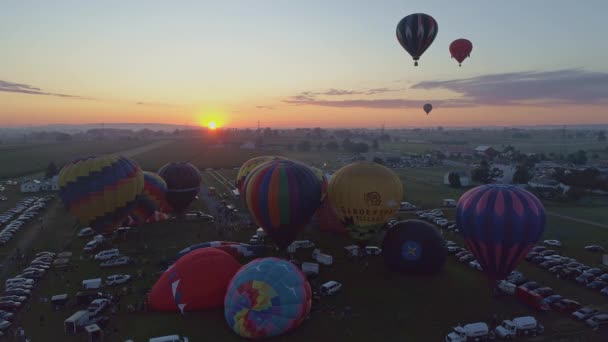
[471,159,503,184]
[45,162,58,179]
[316,143,323,152]
[599,131,606,142]
[55,133,72,142]
[512,164,531,184]
[325,141,339,151]
[372,139,379,150]
[447,172,461,188]
[566,150,588,165]
[297,141,312,152]
[287,143,294,151]
[373,157,384,165]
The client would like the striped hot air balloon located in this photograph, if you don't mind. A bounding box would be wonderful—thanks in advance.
[58,155,144,233]
[236,156,287,193]
[158,162,201,214]
[456,184,546,285]
[129,171,168,224]
[243,160,321,249]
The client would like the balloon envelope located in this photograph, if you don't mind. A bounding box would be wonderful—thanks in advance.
[315,200,347,235]
[58,155,144,233]
[244,160,321,249]
[328,162,403,244]
[449,38,473,66]
[396,13,438,66]
[224,257,311,339]
[236,156,286,193]
[423,103,432,114]
[311,167,329,202]
[158,162,201,214]
[456,184,546,283]
[130,171,168,224]
[382,220,447,274]
[148,248,241,312]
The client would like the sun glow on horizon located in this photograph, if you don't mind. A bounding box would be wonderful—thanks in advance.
[208,121,217,130]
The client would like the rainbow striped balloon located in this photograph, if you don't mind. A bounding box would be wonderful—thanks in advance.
[129,171,168,224]
[58,155,144,233]
[236,156,287,193]
[224,258,311,339]
[243,160,321,249]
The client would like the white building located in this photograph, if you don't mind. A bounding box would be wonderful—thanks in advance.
[240,141,256,150]
[21,180,41,193]
[41,175,59,191]
[443,171,471,187]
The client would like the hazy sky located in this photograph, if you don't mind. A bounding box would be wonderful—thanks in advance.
[1,1,607,128]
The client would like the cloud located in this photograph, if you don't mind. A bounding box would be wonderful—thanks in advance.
[284,97,471,108]
[412,69,608,106]
[256,105,274,110]
[0,80,90,99]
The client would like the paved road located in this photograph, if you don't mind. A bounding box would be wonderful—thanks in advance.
[547,211,608,229]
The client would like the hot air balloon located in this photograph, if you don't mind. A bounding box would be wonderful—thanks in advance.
[396,13,438,66]
[158,162,201,214]
[311,166,329,202]
[456,184,546,285]
[244,160,321,249]
[328,162,403,245]
[129,171,168,224]
[449,38,473,66]
[174,241,265,262]
[148,248,241,312]
[382,220,447,274]
[315,200,347,235]
[58,155,144,234]
[224,257,311,339]
[423,103,433,115]
[236,156,287,193]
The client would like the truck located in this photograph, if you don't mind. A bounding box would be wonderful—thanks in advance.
[515,286,550,311]
[82,278,102,290]
[301,262,319,276]
[64,310,90,334]
[312,249,333,266]
[445,322,489,342]
[494,316,544,339]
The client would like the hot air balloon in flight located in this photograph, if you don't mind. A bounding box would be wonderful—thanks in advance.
[328,162,403,245]
[58,155,144,234]
[423,103,433,115]
[148,248,241,312]
[236,156,287,193]
[456,184,546,286]
[158,162,201,214]
[224,258,311,339]
[243,160,321,249]
[129,171,168,224]
[449,38,473,66]
[396,13,438,66]
[382,220,447,274]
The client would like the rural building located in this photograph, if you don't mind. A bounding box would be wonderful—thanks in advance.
[441,146,473,158]
[20,180,41,193]
[41,175,59,191]
[443,171,471,187]
[474,145,498,158]
[240,141,256,150]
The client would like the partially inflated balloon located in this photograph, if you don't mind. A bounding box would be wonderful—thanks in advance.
[244,160,321,249]
[236,156,287,193]
[58,155,144,233]
[328,162,403,245]
[315,200,347,235]
[423,103,432,115]
[382,220,447,274]
[396,13,438,66]
[449,38,473,66]
[456,184,546,284]
[148,248,241,312]
[130,171,168,224]
[224,258,311,339]
[158,162,201,214]
[311,167,329,202]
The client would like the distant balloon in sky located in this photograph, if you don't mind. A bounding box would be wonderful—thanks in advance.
[396,13,438,66]
[423,103,433,115]
[449,38,473,66]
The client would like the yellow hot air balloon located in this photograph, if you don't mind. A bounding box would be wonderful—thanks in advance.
[328,162,403,244]
[236,156,287,193]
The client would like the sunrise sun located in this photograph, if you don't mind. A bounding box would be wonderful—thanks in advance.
[207,121,217,130]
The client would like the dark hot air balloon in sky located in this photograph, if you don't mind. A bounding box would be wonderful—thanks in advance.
[456,184,546,286]
[158,162,201,214]
[396,13,438,66]
[449,38,473,66]
[423,103,433,115]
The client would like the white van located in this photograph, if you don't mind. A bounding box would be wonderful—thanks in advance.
[82,278,102,290]
[149,335,190,342]
[312,249,333,266]
[64,310,90,334]
[301,262,319,276]
[320,281,342,296]
[94,249,119,261]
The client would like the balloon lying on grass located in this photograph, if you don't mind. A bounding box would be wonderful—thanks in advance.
[328,162,403,245]
[236,156,287,193]
[158,162,201,214]
[243,160,321,249]
[148,248,241,312]
[129,171,168,224]
[224,257,311,339]
[58,155,144,234]
[456,184,546,285]
[382,220,447,274]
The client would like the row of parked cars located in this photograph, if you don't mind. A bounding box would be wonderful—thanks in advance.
[414,209,458,231]
[0,196,52,245]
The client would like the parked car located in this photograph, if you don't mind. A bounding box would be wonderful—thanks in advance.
[0,302,21,311]
[520,282,540,291]
[575,265,591,273]
[539,250,557,257]
[543,240,562,247]
[4,288,30,297]
[587,281,607,290]
[533,287,554,297]
[320,281,342,296]
[576,273,596,285]
[586,268,603,276]
[458,254,475,263]
[551,299,581,313]
[6,284,33,291]
[455,251,470,258]
[78,227,94,238]
[540,260,562,269]
[0,296,25,303]
[584,245,605,253]
[596,274,608,282]
[526,252,539,261]
[531,256,547,264]
[84,239,102,252]
[572,307,598,320]
[105,274,131,286]
[76,291,106,306]
[94,249,120,261]
[87,298,110,316]
[447,246,464,254]
[0,311,14,321]
[468,260,483,271]
[100,256,130,268]
[542,294,563,305]
[566,262,583,269]
[601,287,608,296]
[549,265,564,274]
[586,313,608,329]
[19,270,44,279]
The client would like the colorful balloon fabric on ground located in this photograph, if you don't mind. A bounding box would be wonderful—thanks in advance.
[244,160,321,249]
[58,155,144,233]
[382,220,447,274]
[158,162,201,214]
[148,248,241,312]
[456,184,546,283]
[236,156,287,193]
[315,200,347,235]
[449,38,473,66]
[328,162,403,244]
[129,171,168,224]
[224,257,312,339]
[396,13,438,66]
